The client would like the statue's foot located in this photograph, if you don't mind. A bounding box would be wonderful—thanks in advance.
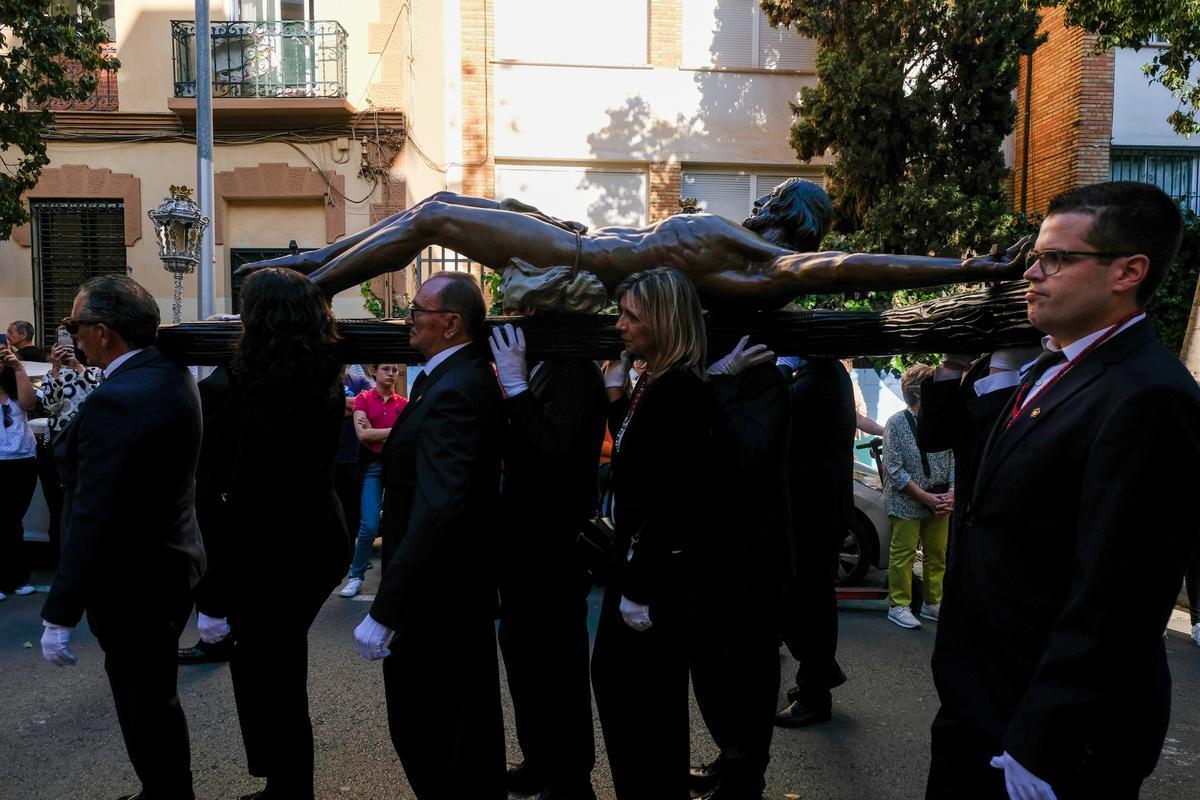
[234,250,321,278]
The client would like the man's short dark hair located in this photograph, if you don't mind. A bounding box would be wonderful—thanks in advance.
[9,320,34,340]
[430,271,486,341]
[1047,181,1184,305]
[79,275,161,349]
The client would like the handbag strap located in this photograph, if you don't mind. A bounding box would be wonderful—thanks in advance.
[904,410,932,478]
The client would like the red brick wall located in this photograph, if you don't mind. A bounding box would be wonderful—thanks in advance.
[649,0,682,67]
[648,160,682,221]
[461,0,495,199]
[1012,6,1113,216]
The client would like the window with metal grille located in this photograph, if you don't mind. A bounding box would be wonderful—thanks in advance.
[1110,147,1200,214]
[30,200,126,351]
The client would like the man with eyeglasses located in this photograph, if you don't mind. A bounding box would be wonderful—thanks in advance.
[40,276,205,800]
[924,182,1200,800]
[350,271,507,798]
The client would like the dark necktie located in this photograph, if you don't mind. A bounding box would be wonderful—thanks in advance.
[1019,348,1068,395]
[408,369,429,398]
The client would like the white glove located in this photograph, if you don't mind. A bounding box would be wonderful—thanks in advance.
[708,335,775,376]
[41,621,78,667]
[354,613,394,661]
[990,752,1057,800]
[197,613,231,645]
[488,323,529,397]
[619,595,653,632]
[604,352,633,390]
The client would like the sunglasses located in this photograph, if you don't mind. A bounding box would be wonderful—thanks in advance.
[61,316,101,335]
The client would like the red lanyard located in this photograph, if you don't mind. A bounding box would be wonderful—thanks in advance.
[1005,310,1142,429]
[613,370,653,455]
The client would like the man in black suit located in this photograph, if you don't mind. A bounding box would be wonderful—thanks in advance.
[689,339,794,800]
[774,356,856,728]
[926,182,1200,800]
[352,271,506,799]
[489,323,607,800]
[40,276,204,800]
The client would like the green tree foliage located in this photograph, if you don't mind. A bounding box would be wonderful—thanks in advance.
[760,0,1042,255]
[0,1,118,239]
[1049,0,1200,136]
[1148,208,1200,355]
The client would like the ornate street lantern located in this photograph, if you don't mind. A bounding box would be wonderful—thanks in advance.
[148,185,210,323]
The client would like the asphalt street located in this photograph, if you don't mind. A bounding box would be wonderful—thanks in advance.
[3,558,1199,800]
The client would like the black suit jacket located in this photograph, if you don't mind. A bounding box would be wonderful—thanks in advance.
[43,348,205,626]
[499,359,606,573]
[607,368,710,614]
[784,359,856,540]
[370,344,504,636]
[932,320,1200,783]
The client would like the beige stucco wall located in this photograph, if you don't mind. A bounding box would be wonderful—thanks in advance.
[0,137,379,323]
[493,63,813,166]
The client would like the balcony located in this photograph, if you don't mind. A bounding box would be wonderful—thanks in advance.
[30,42,119,112]
[169,19,351,128]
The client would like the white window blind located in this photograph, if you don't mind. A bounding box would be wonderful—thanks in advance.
[681,172,753,221]
[496,165,647,229]
[683,0,814,70]
[494,0,648,65]
[756,173,824,194]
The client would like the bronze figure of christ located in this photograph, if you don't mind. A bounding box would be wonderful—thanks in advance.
[242,180,1028,310]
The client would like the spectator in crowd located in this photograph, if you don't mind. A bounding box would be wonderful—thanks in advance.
[333,367,374,546]
[1187,548,1200,649]
[40,275,205,800]
[882,363,954,630]
[774,355,856,728]
[351,271,507,798]
[591,267,711,799]
[7,320,47,362]
[221,268,352,800]
[688,336,791,800]
[0,343,40,601]
[339,363,406,598]
[35,331,104,561]
[489,323,607,800]
[927,182,1200,799]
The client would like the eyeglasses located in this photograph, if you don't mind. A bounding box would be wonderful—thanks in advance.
[2,405,12,429]
[61,316,101,335]
[409,303,457,321]
[1028,249,1135,276]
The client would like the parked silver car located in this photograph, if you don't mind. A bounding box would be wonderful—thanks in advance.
[838,440,892,586]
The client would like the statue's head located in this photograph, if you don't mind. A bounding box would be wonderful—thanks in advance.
[742,178,832,251]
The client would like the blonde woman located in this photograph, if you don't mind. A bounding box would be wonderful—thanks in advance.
[882,363,955,629]
[591,267,710,799]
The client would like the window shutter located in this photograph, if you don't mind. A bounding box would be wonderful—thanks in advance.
[682,171,753,221]
[757,13,815,71]
[683,0,754,68]
[495,0,648,65]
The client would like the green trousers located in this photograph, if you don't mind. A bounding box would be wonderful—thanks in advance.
[887,514,949,608]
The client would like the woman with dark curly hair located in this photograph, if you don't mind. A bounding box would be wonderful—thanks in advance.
[219,267,352,800]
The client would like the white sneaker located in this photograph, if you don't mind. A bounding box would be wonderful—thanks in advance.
[920,602,941,621]
[888,605,922,629]
[1192,622,1200,649]
[339,578,363,598]
[13,584,36,596]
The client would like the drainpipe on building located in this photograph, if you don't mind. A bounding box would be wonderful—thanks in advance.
[195,0,215,321]
[1020,51,1033,216]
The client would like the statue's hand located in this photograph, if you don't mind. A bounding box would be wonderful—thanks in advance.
[964,233,1031,280]
[234,250,319,278]
[1004,233,1035,272]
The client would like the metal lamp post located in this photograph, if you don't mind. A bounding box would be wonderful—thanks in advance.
[148,186,210,323]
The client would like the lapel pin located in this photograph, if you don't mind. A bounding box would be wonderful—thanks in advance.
[1030,407,1041,418]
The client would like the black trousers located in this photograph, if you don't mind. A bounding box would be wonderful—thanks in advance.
[383,611,506,800]
[229,576,333,797]
[0,457,38,593]
[688,613,780,794]
[499,565,596,797]
[926,708,1145,800]
[780,526,843,709]
[333,461,362,545]
[88,596,195,800]
[591,586,690,800]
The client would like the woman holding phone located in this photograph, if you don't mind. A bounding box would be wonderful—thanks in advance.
[0,341,40,601]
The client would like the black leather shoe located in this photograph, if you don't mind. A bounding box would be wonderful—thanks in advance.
[177,639,233,665]
[774,700,833,728]
[506,761,545,797]
[688,758,722,794]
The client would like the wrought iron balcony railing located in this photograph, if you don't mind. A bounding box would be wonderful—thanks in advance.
[30,41,119,112]
[172,19,348,99]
